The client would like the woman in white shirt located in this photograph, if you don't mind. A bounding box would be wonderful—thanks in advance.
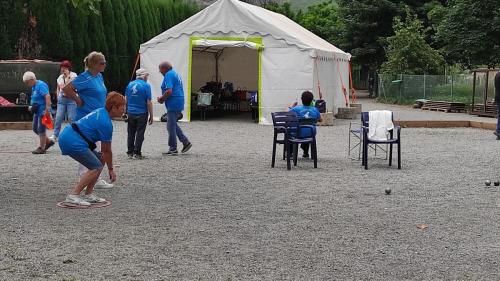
[50,60,78,141]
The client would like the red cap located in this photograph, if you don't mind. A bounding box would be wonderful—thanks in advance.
[60,60,72,68]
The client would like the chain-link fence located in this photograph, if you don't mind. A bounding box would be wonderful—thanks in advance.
[377,74,475,104]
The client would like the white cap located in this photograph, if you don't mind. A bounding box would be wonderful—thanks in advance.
[22,71,36,82]
[136,68,149,78]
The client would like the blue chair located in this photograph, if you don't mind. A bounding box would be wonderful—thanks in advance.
[361,111,401,170]
[271,112,318,170]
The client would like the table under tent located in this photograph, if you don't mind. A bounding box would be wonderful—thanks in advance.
[190,39,260,121]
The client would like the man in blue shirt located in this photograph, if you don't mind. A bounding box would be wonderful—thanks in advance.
[23,71,55,154]
[157,61,192,155]
[125,68,153,159]
[289,91,322,158]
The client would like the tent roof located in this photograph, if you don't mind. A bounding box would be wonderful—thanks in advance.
[140,0,350,60]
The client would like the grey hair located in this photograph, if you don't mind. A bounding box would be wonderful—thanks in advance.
[22,71,36,82]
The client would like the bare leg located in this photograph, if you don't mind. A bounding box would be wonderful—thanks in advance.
[70,168,102,195]
[39,134,47,149]
[83,168,103,195]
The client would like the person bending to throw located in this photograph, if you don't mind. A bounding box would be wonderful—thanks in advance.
[288,91,322,158]
[58,92,125,206]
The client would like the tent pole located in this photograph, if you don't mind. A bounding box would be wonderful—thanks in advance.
[130,53,140,81]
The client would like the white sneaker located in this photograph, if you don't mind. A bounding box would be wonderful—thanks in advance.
[65,194,91,206]
[94,179,114,189]
[49,135,58,142]
[81,193,106,204]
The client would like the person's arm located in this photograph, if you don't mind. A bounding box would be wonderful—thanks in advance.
[44,94,51,115]
[100,141,116,183]
[157,88,172,103]
[158,73,173,103]
[147,100,154,125]
[316,109,323,122]
[63,83,83,106]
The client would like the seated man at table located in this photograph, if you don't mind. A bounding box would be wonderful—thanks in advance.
[288,91,322,158]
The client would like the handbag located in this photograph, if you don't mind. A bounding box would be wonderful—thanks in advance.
[160,113,168,122]
[197,92,213,106]
[16,92,28,105]
[41,112,54,129]
[71,123,97,151]
[315,99,326,113]
[234,87,247,101]
[30,103,40,113]
[160,112,183,122]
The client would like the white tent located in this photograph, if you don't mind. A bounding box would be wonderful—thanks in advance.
[139,0,351,124]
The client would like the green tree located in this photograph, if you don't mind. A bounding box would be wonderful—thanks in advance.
[300,1,343,45]
[381,7,445,74]
[32,0,74,60]
[87,7,108,55]
[68,4,91,71]
[338,0,400,68]
[262,2,296,20]
[436,0,500,68]
[101,0,116,55]
[111,0,127,90]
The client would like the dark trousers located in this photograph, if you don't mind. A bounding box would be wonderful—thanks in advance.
[497,101,500,133]
[127,113,148,155]
[301,143,309,155]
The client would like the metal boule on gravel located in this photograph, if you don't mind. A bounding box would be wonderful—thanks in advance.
[385,188,392,195]
[485,180,491,187]
[494,181,500,186]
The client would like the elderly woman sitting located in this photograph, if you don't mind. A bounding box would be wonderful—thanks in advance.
[58,92,125,206]
[23,71,55,154]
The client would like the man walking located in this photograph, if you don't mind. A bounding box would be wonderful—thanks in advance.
[157,61,192,155]
[125,68,153,159]
[495,71,500,140]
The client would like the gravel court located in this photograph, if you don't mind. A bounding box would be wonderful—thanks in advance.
[1,116,500,280]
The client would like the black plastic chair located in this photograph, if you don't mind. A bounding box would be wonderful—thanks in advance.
[271,111,296,169]
[361,111,401,170]
[290,118,318,169]
[271,112,318,170]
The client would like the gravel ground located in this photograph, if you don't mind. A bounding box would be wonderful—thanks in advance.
[1,115,500,281]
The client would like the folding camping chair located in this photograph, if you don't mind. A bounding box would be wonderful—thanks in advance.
[361,111,401,170]
[348,123,388,160]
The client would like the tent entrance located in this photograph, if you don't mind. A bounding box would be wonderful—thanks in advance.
[188,37,263,122]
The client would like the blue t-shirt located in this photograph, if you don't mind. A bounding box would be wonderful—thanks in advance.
[290,105,321,137]
[160,69,184,112]
[125,79,152,115]
[58,108,113,155]
[30,80,49,115]
[72,71,107,120]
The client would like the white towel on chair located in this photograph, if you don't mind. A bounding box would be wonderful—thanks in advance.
[368,110,394,141]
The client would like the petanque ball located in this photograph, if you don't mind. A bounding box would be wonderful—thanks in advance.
[485,180,491,187]
[495,181,500,186]
[385,188,392,195]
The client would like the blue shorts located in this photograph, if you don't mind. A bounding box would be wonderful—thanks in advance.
[32,114,46,135]
[68,149,103,170]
